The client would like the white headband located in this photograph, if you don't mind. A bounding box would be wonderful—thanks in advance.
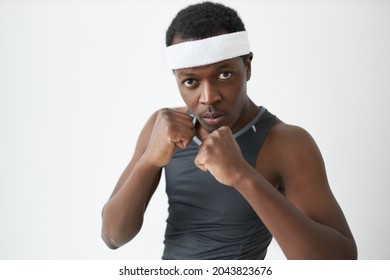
[166,31,250,69]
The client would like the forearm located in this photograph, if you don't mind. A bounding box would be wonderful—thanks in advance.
[101,156,161,249]
[234,166,357,259]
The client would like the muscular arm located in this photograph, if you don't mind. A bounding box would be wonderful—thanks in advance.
[101,112,162,249]
[252,123,357,259]
[101,108,195,249]
[195,123,357,259]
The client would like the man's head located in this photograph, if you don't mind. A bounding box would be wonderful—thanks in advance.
[165,1,250,70]
[165,1,246,47]
[165,2,257,135]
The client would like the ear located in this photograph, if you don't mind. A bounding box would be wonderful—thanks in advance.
[245,52,253,81]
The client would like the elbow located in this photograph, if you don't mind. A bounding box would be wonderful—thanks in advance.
[101,212,142,250]
[321,238,358,260]
[286,236,358,260]
[101,229,121,250]
[101,222,119,250]
[323,237,358,260]
[101,224,140,250]
[334,235,358,260]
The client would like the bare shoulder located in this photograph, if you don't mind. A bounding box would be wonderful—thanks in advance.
[265,119,323,166]
[267,119,316,145]
[260,119,328,195]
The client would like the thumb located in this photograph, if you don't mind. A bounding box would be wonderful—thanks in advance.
[194,153,208,172]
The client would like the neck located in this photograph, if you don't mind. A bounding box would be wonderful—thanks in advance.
[231,99,260,133]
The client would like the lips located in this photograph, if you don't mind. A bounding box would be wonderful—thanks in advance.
[201,111,225,126]
[202,112,224,119]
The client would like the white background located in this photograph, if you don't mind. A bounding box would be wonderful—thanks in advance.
[0,0,389,260]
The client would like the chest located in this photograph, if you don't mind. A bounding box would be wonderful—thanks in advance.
[164,144,257,221]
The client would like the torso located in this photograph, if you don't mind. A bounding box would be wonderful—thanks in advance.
[162,107,277,259]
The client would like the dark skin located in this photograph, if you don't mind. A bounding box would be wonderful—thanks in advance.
[101,34,357,259]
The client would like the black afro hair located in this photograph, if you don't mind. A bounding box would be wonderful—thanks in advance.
[165,2,246,46]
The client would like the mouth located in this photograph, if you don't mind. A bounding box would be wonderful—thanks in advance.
[201,112,226,126]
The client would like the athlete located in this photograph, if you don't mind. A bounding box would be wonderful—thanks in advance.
[101,2,357,259]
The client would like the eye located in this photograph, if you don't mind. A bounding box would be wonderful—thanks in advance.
[218,72,232,80]
[183,79,198,88]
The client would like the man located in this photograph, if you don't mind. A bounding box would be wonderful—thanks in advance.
[101,2,357,259]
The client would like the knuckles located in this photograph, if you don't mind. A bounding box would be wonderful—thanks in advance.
[156,108,194,141]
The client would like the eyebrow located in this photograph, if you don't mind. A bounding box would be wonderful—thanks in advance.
[178,72,196,77]
[215,62,233,70]
[177,62,234,77]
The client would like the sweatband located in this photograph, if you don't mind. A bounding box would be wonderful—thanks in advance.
[166,31,250,70]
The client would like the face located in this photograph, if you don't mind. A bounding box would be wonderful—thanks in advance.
[173,43,255,136]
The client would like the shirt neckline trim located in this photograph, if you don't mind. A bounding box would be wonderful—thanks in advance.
[192,106,266,146]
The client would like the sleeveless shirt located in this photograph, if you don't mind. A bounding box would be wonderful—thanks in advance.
[162,107,276,259]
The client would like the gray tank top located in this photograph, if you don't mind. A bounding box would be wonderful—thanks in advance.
[163,107,276,259]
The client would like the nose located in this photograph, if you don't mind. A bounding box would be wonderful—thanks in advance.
[199,81,222,105]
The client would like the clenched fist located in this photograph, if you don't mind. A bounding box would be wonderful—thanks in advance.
[194,126,250,187]
[144,108,195,168]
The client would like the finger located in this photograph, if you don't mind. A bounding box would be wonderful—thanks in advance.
[174,139,188,149]
[171,128,195,148]
[194,143,209,171]
[170,109,194,121]
[173,137,193,149]
[174,141,185,149]
[159,109,194,129]
[172,115,195,129]
[194,157,208,172]
[198,164,207,172]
